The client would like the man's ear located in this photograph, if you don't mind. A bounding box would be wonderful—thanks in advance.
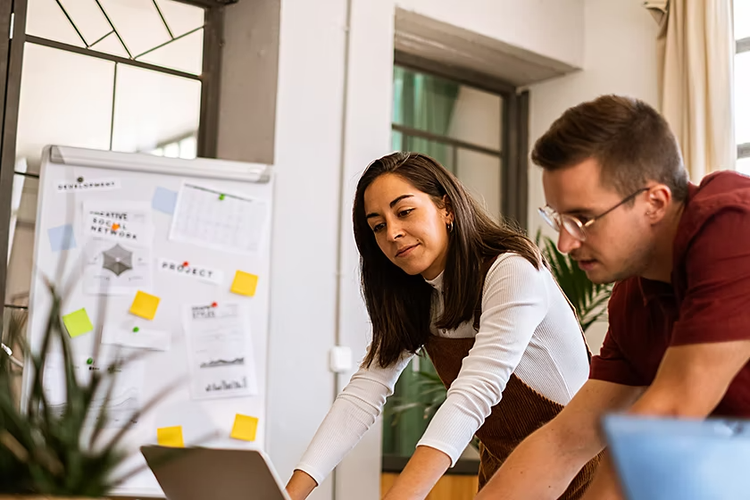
[646,184,672,222]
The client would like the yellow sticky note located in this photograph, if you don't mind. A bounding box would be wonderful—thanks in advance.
[230,271,258,297]
[157,426,184,448]
[230,414,259,442]
[62,308,94,338]
[130,291,160,320]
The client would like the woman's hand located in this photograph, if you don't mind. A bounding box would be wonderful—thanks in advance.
[286,470,318,500]
[381,446,451,500]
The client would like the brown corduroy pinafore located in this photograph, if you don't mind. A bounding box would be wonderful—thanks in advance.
[423,258,600,498]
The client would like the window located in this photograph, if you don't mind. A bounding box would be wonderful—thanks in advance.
[391,67,503,218]
[736,0,750,173]
[382,57,528,472]
[0,0,222,321]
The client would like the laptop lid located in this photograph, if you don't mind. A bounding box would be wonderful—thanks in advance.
[141,445,291,500]
[603,415,750,500]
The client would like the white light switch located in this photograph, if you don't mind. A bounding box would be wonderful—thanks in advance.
[329,346,353,373]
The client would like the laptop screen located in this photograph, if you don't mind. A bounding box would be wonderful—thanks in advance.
[603,415,750,500]
[141,445,291,500]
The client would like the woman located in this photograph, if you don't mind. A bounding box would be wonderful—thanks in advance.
[286,153,599,499]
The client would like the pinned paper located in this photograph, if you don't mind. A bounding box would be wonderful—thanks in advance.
[152,187,178,215]
[130,291,160,320]
[48,224,77,252]
[230,414,258,442]
[157,426,184,448]
[62,308,94,338]
[230,271,258,297]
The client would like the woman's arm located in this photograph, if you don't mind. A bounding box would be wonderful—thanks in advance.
[416,254,552,463]
[286,470,318,500]
[383,255,559,499]
[286,351,413,499]
[381,446,452,500]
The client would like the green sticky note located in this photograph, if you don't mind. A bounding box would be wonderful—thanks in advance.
[62,308,94,338]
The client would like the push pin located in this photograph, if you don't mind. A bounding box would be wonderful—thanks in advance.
[133,327,140,333]
[219,194,226,201]
[183,261,189,267]
[77,177,84,183]
[86,357,94,365]
[211,302,218,308]
[112,223,120,231]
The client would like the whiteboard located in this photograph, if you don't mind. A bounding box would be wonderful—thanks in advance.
[22,146,274,498]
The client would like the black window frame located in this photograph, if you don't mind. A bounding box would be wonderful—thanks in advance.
[0,0,228,324]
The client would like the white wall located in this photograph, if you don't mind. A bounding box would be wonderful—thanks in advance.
[527,0,660,353]
[396,0,585,68]
[216,1,657,500]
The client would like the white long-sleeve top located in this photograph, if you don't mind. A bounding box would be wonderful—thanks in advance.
[296,253,590,485]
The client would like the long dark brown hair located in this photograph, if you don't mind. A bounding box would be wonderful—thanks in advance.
[354,152,541,368]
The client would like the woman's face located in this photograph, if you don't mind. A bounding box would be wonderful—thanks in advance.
[363,173,452,280]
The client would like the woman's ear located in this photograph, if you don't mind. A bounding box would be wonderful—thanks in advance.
[442,195,454,223]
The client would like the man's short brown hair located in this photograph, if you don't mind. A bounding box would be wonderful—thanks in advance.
[531,95,689,202]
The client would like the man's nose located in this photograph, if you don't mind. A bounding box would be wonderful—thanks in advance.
[557,227,581,254]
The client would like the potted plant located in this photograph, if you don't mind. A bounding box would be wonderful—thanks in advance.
[0,281,170,499]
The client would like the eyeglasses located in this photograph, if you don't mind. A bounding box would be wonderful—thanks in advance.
[538,187,649,242]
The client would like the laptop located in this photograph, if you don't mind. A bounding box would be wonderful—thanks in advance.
[602,414,750,500]
[141,445,292,500]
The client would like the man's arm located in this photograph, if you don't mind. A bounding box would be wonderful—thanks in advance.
[581,339,750,499]
[476,379,643,500]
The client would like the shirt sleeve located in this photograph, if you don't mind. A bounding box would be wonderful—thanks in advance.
[416,254,548,466]
[590,282,645,386]
[671,209,750,345]
[295,350,413,485]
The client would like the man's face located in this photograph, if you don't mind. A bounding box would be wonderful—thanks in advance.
[542,158,654,284]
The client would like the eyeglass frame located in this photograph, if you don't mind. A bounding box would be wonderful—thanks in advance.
[538,187,650,242]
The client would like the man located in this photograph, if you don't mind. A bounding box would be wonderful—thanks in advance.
[476,95,750,500]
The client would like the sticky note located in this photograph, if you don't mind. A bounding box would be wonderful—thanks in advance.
[152,187,178,215]
[62,308,94,338]
[130,291,160,320]
[157,426,184,448]
[230,414,259,442]
[48,224,77,252]
[231,271,258,297]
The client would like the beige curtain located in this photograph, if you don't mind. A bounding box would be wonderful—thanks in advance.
[646,0,736,179]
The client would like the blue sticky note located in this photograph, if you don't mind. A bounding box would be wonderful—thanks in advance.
[48,224,76,252]
[152,187,178,215]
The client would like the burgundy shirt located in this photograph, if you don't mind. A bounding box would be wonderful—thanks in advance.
[590,171,750,417]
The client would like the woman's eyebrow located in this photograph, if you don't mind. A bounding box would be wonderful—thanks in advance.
[366,194,414,219]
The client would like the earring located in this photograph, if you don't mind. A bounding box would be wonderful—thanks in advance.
[447,221,454,233]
